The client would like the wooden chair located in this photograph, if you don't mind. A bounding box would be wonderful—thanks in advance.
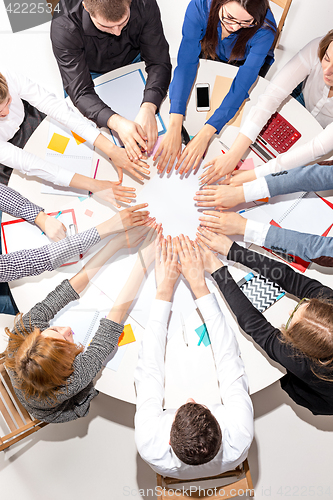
[270,0,293,49]
[0,354,47,451]
[156,459,254,499]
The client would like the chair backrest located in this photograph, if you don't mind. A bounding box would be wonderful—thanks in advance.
[269,0,293,49]
[156,459,254,499]
[0,354,47,451]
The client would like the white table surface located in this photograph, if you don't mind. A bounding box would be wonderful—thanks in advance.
[2,59,331,407]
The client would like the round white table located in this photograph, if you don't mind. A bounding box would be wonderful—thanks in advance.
[2,59,329,406]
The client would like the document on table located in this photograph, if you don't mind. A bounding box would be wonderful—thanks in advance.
[42,119,94,197]
[94,69,166,146]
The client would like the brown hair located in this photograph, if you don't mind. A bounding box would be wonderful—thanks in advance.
[201,0,275,61]
[281,298,333,381]
[170,402,222,465]
[83,0,131,22]
[0,72,9,103]
[5,315,83,401]
[318,29,333,62]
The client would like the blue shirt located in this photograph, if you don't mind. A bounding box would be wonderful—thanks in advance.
[169,0,276,132]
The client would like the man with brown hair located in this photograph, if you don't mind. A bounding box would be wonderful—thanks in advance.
[134,235,253,479]
[51,0,171,164]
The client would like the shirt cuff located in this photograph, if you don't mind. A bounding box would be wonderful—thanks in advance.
[57,168,76,187]
[243,177,270,202]
[149,299,172,324]
[195,292,220,319]
[244,220,270,247]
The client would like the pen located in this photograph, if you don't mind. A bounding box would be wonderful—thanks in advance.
[89,159,100,196]
[41,211,62,235]
[180,313,188,347]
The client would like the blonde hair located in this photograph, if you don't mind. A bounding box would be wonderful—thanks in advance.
[0,72,8,103]
[281,298,333,381]
[318,30,333,61]
[5,315,83,401]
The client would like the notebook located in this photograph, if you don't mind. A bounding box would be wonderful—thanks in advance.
[1,209,80,266]
[237,273,285,313]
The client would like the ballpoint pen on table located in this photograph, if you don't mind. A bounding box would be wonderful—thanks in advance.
[180,313,188,347]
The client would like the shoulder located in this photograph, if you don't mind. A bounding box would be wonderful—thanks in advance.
[298,37,322,64]
[51,0,83,31]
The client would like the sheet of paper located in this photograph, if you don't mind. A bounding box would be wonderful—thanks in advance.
[2,210,76,253]
[42,119,94,197]
[103,344,128,372]
[206,75,245,128]
[94,69,166,146]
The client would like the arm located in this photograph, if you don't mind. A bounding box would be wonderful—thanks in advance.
[265,164,333,197]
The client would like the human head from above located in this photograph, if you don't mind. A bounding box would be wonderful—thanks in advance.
[0,72,11,118]
[82,0,131,35]
[170,399,222,465]
[5,318,83,400]
[318,30,333,88]
[282,297,333,375]
[201,0,274,60]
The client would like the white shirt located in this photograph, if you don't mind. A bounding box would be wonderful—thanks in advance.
[240,37,333,178]
[134,294,254,480]
[0,68,100,186]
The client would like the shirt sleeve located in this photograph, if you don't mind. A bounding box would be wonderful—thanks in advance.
[0,139,74,187]
[265,164,333,197]
[0,183,43,224]
[51,16,113,128]
[138,0,171,110]
[195,293,253,428]
[206,28,275,133]
[10,68,100,145]
[134,299,171,455]
[67,317,123,396]
[210,264,311,375]
[169,0,207,117]
[0,227,100,282]
[226,242,333,300]
[243,176,269,202]
[240,38,318,142]
[244,219,270,246]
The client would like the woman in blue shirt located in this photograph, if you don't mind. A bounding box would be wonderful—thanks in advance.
[155,0,276,175]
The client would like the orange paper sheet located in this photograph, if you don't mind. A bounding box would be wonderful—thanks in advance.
[118,324,136,346]
[47,132,70,154]
[71,131,86,145]
[206,75,245,128]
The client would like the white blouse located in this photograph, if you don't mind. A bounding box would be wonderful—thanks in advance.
[0,68,100,186]
[240,37,333,178]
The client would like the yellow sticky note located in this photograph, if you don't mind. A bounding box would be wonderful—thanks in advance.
[71,131,86,145]
[118,324,136,346]
[47,133,70,154]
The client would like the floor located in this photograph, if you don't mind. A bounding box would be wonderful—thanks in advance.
[1,1,333,498]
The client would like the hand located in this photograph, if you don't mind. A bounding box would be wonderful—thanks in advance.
[135,103,158,155]
[108,114,147,161]
[108,144,150,183]
[155,236,180,301]
[99,204,151,237]
[34,212,66,242]
[196,227,233,257]
[137,223,163,270]
[176,124,216,175]
[174,234,209,298]
[227,169,256,187]
[199,153,236,186]
[90,179,136,208]
[194,184,245,209]
[154,120,182,174]
[113,223,153,250]
[196,238,223,274]
[198,210,247,235]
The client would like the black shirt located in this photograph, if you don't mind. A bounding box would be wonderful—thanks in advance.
[51,0,171,128]
[212,243,333,416]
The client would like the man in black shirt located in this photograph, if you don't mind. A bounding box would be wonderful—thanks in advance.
[51,0,171,177]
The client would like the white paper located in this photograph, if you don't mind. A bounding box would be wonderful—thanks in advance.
[94,69,165,146]
[42,119,94,196]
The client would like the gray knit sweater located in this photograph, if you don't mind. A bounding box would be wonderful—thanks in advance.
[7,279,123,423]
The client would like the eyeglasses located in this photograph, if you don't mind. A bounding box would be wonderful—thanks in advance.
[285,298,310,330]
[220,6,257,29]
